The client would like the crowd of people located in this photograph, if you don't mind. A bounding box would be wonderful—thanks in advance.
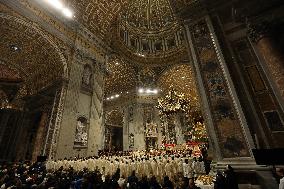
[0,149,247,189]
[0,159,199,189]
[46,152,206,183]
[0,149,206,189]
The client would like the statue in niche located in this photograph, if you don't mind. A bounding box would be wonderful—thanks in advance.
[74,117,88,147]
[82,65,92,87]
[129,133,134,148]
[129,106,133,121]
[145,122,158,137]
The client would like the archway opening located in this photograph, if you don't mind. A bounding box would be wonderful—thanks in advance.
[0,15,66,161]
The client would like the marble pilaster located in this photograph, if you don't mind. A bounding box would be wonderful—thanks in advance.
[248,22,284,105]
[184,16,254,162]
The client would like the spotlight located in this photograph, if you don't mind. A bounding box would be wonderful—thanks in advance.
[110,96,114,99]
[46,0,63,10]
[106,98,110,100]
[138,88,144,93]
[62,8,73,18]
[146,89,151,94]
[10,45,20,52]
[115,94,120,98]
[136,53,145,57]
[153,89,158,94]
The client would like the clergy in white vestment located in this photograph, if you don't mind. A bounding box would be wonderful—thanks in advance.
[183,159,192,178]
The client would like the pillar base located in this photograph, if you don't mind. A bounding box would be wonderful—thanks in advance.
[215,159,278,189]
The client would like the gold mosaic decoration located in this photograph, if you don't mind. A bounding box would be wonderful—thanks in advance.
[105,109,124,126]
[111,0,187,65]
[120,0,177,34]
[104,56,137,96]
[158,64,200,107]
[68,0,128,40]
[0,14,64,95]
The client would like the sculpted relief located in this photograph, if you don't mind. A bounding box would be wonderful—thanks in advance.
[74,117,88,148]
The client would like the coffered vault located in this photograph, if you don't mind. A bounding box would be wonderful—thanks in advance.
[0,11,67,96]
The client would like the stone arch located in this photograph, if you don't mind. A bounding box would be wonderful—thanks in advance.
[0,13,69,79]
[105,109,124,127]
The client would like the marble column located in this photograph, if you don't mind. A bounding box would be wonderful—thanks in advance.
[248,22,284,102]
[123,106,129,151]
[134,104,146,150]
[32,111,48,162]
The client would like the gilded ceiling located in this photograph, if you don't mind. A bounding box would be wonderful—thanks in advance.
[112,0,188,65]
[105,109,124,126]
[0,13,65,95]
[104,56,137,96]
[120,0,178,34]
[158,64,200,107]
[68,0,128,40]
[0,0,198,100]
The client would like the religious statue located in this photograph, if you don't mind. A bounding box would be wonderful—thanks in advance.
[129,133,134,148]
[145,122,158,137]
[74,117,88,147]
[82,65,92,86]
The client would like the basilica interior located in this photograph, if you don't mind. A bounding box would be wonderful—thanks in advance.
[0,0,284,188]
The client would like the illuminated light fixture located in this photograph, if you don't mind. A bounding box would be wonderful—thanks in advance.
[106,94,121,101]
[115,62,119,65]
[138,88,144,93]
[62,8,73,18]
[126,92,129,94]
[182,76,185,79]
[138,88,159,94]
[153,89,158,94]
[10,45,20,52]
[136,53,145,57]
[46,0,63,9]
[44,0,74,18]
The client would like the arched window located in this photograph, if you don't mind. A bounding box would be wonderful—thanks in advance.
[74,117,88,147]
